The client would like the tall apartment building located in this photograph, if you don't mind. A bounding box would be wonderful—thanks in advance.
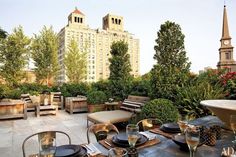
[58,8,140,83]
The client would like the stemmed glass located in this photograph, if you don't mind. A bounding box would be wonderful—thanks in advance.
[126,124,139,148]
[185,126,200,157]
[177,115,188,135]
[230,115,236,145]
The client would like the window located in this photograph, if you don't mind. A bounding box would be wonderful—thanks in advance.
[118,19,121,25]
[74,17,77,22]
[225,52,231,60]
[112,18,114,23]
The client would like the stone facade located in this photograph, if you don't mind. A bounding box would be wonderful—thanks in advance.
[58,8,140,83]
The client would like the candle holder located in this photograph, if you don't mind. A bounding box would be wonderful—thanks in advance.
[127,147,138,157]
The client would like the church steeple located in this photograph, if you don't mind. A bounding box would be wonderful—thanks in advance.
[221,5,231,40]
[217,5,236,72]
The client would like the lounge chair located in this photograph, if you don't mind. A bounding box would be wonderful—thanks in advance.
[87,95,150,127]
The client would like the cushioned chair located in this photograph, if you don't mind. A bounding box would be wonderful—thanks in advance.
[87,95,150,127]
[22,130,71,157]
[87,123,119,144]
[137,118,163,131]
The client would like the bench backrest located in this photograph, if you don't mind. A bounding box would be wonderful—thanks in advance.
[120,95,150,113]
[51,92,63,103]
[21,94,32,104]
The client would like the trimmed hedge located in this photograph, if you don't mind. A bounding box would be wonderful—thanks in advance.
[141,98,179,123]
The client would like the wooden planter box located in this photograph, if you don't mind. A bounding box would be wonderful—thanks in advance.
[0,100,27,120]
[65,97,88,114]
[87,104,106,113]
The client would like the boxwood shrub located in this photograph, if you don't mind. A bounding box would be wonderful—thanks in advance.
[141,98,179,123]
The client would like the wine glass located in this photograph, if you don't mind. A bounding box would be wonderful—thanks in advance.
[108,147,128,157]
[230,115,236,145]
[177,115,188,135]
[126,124,139,148]
[39,137,56,157]
[185,126,200,157]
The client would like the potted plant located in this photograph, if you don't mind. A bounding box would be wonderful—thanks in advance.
[87,90,107,113]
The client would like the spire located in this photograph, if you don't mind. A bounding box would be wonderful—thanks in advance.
[221,5,231,39]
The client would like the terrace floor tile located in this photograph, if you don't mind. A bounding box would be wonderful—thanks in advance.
[0,110,89,157]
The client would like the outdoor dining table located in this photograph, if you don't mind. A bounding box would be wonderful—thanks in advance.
[93,129,234,157]
[28,129,233,157]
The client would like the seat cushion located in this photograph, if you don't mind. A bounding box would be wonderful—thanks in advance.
[87,110,133,124]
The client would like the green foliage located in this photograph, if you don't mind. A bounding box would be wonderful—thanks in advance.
[150,65,191,100]
[31,26,59,85]
[18,83,49,95]
[64,39,87,83]
[141,98,179,123]
[91,80,112,99]
[220,71,236,99]
[4,89,22,99]
[197,69,225,86]
[0,27,8,39]
[60,83,90,97]
[176,81,225,119]
[87,90,107,105]
[150,21,191,100]
[0,26,30,87]
[130,77,150,96]
[109,40,133,100]
[0,84,10,99]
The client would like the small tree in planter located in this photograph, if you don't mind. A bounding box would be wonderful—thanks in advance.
[87,90,107,113]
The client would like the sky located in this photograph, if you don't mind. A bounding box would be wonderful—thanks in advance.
[1,0,236,75]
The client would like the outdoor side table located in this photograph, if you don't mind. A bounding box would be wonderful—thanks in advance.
[65,97,88,114]
[35,105,58,117]
[105,102,120,111]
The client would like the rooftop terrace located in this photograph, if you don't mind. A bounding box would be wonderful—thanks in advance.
[0,111,88,157]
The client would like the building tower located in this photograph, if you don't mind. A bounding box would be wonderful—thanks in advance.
[103,14,124,31]
[217,5,236,72]
[57,8,140,84]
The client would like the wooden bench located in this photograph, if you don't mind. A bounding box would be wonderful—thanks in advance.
[87,95,150,127]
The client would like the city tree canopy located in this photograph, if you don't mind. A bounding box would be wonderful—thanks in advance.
[64,39,87,83]
[0,26,30,87]
[31,26,59,86]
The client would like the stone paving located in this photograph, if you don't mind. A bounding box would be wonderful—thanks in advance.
[0,110,89,157]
